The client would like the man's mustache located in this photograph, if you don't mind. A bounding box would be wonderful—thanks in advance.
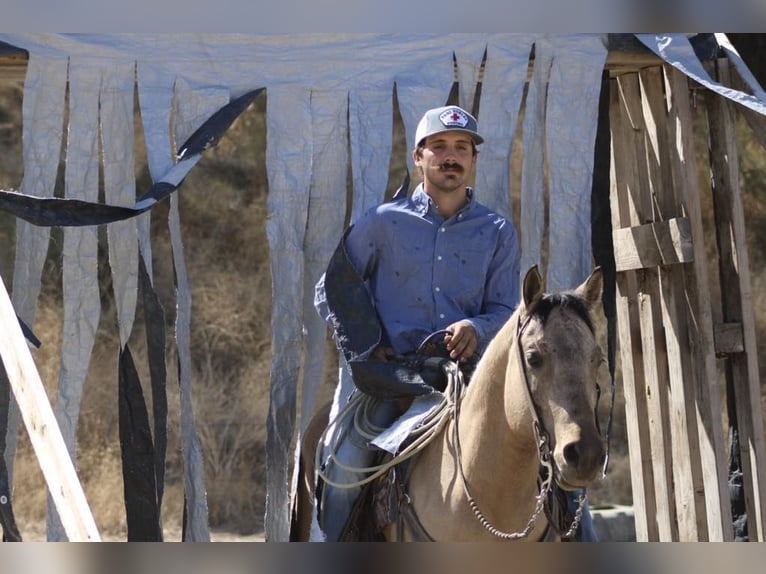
[438,163,463,172]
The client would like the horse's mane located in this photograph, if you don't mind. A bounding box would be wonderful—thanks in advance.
[525,291,595,334]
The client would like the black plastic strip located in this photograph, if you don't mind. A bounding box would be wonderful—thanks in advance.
[118,344,162,541]
[0,87,264,228]
[16,314,40,349]
[138,253,168,519]
[590,70,617,476]
[176,88,265,159]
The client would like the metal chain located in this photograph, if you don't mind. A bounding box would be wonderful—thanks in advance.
[561,492,587,539]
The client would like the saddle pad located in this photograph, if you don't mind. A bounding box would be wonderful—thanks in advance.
[371,393,445,454]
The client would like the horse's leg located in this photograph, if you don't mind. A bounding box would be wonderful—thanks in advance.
[289,401,332,542]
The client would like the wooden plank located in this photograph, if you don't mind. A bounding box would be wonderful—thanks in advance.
[0,275,100,542]
[666,65,733,541]
[609,75,658,542]
[612,217,693,271]
[618,72,678,541]
[636,277,677,541]
[713,322,745,355]
[706,58,766,541]
[639,66,707,541]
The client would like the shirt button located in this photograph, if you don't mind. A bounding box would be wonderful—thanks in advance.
[437,255,442,261]
[435,287,441,292]
[440,227,446,233]
[439,314,445,319]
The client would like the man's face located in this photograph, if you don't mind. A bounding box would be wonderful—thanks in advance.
[415,131,477,194]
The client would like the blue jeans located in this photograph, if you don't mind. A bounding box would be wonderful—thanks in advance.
[317,395,401,541]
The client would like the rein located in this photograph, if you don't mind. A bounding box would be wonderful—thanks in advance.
[449,358,555,540]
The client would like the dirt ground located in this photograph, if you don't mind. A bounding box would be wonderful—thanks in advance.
[20,524,265,542]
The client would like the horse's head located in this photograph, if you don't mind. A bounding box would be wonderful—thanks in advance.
[514,265,606,491]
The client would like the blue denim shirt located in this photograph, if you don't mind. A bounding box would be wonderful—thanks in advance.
[316,184,520,356]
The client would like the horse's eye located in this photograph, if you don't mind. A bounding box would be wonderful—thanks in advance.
[526,349,543,369]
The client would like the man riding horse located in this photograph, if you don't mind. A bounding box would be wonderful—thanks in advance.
[312,105,598,541]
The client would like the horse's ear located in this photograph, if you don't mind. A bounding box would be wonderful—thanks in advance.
[575,266,603,310]
[522,265,544,309]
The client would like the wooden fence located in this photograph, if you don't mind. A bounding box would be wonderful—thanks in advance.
[609,58,766,541]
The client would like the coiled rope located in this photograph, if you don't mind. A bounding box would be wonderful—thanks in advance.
[314,371,463,489]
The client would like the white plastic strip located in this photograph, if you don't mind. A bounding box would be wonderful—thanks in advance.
[8,53,68,478]
[545,35,607,292]
[453,40,486,111]
[520,37,553,277]
[11,54,67,323]
[348,85,393,222]
[476,34,536,219]
[292,89,350,533]
[102,61,138,347]
[264,84,313,542]
[136,63,175,279]
[50,57,103,541]
[169,80,228,543]
[301,89,349,433]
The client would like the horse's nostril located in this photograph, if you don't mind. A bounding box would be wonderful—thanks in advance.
[563,443,580,466]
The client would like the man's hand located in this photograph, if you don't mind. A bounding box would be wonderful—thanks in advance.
[444,320,478,361]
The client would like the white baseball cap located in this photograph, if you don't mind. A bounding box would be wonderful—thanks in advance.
[414,105,484,148]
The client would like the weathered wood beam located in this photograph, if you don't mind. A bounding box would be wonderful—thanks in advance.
[612,217,694,272]
[713,322,744,355]
[0,275,100,542]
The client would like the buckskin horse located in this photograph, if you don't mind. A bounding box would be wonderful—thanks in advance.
[291,265,607,542]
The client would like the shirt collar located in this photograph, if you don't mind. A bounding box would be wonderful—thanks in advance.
[411,184,476,218]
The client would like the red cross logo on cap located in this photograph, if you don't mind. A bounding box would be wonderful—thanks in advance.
[439,107,469,128]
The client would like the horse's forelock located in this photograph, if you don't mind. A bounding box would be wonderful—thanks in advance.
[527,292,594,334]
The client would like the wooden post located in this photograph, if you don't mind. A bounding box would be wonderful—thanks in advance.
[665,65,733,541]
[0,275,100,542]
[706,58,766,541]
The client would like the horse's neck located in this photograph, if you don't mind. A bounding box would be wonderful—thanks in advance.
[459,322,539,479]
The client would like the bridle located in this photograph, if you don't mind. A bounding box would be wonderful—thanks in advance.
[448,308,595,540]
